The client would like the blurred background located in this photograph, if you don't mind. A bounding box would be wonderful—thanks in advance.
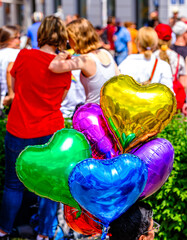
[0,0,187,31]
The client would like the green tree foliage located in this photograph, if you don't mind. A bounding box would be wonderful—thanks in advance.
[146,114,187,240]
[0,114,186,240]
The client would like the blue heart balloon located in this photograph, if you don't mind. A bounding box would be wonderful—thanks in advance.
[69,154,148,225]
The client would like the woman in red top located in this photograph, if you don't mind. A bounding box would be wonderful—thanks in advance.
[0,16,71,240]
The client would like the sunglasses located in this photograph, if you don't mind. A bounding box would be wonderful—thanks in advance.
[14,36,21,40]
[143,220,160,234]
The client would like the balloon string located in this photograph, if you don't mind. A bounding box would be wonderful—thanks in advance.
[71,208,106,229]
[70,208,110,239]
[101,224,110,240]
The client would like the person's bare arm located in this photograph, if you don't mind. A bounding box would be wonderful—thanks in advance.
[3,63,15,106]
[127,41,132,55]
[62,89,69,102]
[6,62,14,96]
[179,75,187,91]
[49,53,96,77]
[11,76,15,92]
[115,63,121,75]
[49,52,86,73]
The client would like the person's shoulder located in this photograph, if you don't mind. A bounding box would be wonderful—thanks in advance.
[28,22,40,31]
[157,57,169,65]
[11,48,20,57]
[12,48,20,54]
[171,44,186,50]
[18,48,30,55]
[118,55,132,67]
[17,49,38,59]
[127,54,144,61]
[2,48,19,53]
[122,26,129,33]
[167,48,178,58]
[83,52,97,62]
[1,48,20,58]
[157,58,171,71]
[153,49,159,55]
[27,24,33,32]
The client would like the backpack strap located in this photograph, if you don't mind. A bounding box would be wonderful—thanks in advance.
[149,58,158,81]
[173,54,180,82]
[142,58,158,85]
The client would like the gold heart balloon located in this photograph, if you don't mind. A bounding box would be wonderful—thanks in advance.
[100,75,176,153]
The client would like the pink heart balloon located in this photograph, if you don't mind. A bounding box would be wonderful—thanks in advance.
[72,103,120,159]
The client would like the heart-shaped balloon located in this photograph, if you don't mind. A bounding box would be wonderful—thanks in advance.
[130,138,174,199]
[100,75,176,153]
[73,103,120,159]
[16,128,92,209]
[64,205,102,235]
[69,154,148,225]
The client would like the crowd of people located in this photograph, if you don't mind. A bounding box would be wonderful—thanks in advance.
[0,8,187,240]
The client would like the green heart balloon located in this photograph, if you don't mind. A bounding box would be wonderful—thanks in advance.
[16,128,92,209]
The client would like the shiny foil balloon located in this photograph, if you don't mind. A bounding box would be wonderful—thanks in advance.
[73,103,120,159]
[69,154,148,225]
[64,205,102,235]
[100,75,176,153]
[16,128,92,209]
[130,138,174,199]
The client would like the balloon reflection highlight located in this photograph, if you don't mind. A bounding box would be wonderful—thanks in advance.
[73,103,120,159]
[130,138,174,199]
[64,205,102,235]
[69,154,148,225]
[16,128,92,209]
[100,74,176,152]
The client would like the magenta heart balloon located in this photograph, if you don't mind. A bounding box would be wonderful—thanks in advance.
[130,138,174,199]
[72,103,120,159]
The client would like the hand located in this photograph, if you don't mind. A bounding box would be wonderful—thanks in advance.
[182,103,187,116]
[58,51,71,60]
[3,94,14,106]
[48,50,72,73]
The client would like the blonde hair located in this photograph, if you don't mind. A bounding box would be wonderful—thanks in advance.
[0,25,20,49]
[137,26,158,60]
[32,11,43,23]
[37,15,67,51]
[157,39,171,65]
[67,18,101,54]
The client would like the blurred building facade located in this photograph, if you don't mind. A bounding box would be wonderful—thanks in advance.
[0,0,187,31]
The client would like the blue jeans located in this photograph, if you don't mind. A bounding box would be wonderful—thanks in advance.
[0,131,58,237]
[114,51,128,65]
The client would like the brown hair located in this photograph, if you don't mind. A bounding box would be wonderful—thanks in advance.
[124,21,133,28]
[0,25,20,49]
[37,15,67,51]
[157,39,171,65]
[137,26,158,60]
[67,18,101,54]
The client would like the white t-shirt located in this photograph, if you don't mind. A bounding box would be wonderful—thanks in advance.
[153,49,186,78]
[60,69,86,118]
[0,48,20,108]
[119,54,174,92]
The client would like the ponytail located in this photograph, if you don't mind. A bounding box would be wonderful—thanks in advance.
[158,39,171,65]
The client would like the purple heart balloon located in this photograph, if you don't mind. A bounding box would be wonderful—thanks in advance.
[73,103,120,159]
[130,138,174,199]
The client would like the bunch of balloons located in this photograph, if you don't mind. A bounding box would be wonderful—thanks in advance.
[16,75,176,239]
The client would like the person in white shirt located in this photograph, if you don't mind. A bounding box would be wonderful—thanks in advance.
[0,25,20,113]
[118,26,173,92]
[154,23,186,110]
[49,18,120,105]
[60,68,86,119]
